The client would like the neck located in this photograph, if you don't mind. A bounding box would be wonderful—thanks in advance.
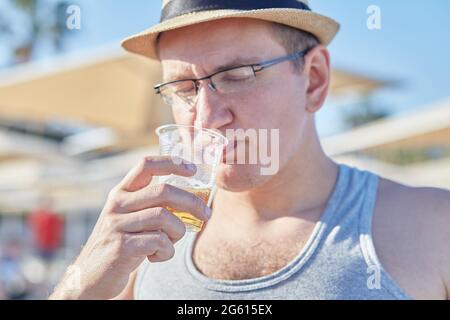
[212,124,339,226]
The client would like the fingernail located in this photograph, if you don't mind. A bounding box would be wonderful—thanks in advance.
[184,163,197,173]
[204,206,212,220]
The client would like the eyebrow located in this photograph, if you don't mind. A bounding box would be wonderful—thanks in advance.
[163,56,262,82]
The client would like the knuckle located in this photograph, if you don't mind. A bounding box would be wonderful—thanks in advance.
[154,183,173,200]
[151,184,164,198]
[155,243,175,262]
[140,156,163,169]
[107,186,120,203]
[111,232,129,256]
[96,213,118,235]
[136,210,149,231]
[105,214,121,232]
[109,198,123,213]
[162,183,174,198]
[153,208,185,242]
[117,232,130,247]
[152,207,169,225]
[107,191,127,212]
[138,156,151,169]
[155,230,170,247]
[135,156,155,175]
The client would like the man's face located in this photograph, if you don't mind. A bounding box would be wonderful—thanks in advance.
[158,18,312,192]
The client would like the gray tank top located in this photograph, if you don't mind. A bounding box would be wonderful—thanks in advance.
[134,164,412,300]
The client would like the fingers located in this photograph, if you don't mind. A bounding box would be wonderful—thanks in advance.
[123,231,175,262]
[115,207,186,243]
[118,156,197,192]
[113,183,212,221]
[147,234,176,263]
[147,247,174,263]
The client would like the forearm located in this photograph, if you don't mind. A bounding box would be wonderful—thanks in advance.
[48,265,89,300]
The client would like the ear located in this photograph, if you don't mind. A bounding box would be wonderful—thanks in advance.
[303,45,331,113]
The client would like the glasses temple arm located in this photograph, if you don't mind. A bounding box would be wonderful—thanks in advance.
[257,49,309,69]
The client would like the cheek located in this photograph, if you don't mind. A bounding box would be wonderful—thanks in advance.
[267,80,308,131]
[227,90,277,127]
[249,83,307,160]
[231,83,306,130]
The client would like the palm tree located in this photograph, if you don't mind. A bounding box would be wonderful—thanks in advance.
[342,95,390,129]
[2,0,73,65]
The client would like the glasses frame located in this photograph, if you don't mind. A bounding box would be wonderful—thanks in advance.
[154,48,311,102]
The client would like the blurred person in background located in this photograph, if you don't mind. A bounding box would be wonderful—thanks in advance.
[28,198,64,262]
[0,238,30,300]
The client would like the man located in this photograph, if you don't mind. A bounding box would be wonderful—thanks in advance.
[28,199,64,262]
[50,0,450,300]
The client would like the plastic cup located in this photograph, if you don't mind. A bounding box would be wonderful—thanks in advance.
[155,124,228,232]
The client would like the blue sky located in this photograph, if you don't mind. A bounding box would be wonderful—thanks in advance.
[1,0,449,137]
[311,0,450,135]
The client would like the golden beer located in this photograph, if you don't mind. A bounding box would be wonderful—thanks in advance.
[166,188,212,232]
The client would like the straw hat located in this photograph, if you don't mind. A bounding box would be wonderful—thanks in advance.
[121,0,340,60]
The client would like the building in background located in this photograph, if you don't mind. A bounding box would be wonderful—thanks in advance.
[323,99,450,189]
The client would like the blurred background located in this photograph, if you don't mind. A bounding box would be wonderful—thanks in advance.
[0,0,449,299]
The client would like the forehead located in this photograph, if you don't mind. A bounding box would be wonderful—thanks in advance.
[158,18,284,76]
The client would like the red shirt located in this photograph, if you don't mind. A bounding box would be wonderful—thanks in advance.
[28,208,64,251]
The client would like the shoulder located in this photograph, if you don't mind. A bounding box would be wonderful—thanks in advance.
[376,177,450,216]
[373,176,450,299]
[376,177,450,230]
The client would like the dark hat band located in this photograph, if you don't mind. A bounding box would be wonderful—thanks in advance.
[161,0,311,22]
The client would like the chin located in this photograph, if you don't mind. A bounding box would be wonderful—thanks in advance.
[215,162,267,192]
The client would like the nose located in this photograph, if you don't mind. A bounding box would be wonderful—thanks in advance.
[194,82,233,130]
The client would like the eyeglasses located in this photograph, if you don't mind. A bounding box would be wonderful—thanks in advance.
[154,48,311,110]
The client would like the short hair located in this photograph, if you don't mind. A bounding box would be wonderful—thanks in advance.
[268,22,319,71]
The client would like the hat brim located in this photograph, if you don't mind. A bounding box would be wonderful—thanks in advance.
[121,8,340,60]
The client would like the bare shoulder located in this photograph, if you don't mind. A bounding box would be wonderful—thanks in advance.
[378,177,450,209]
[372,177,450,299]
[376,178,450,235]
